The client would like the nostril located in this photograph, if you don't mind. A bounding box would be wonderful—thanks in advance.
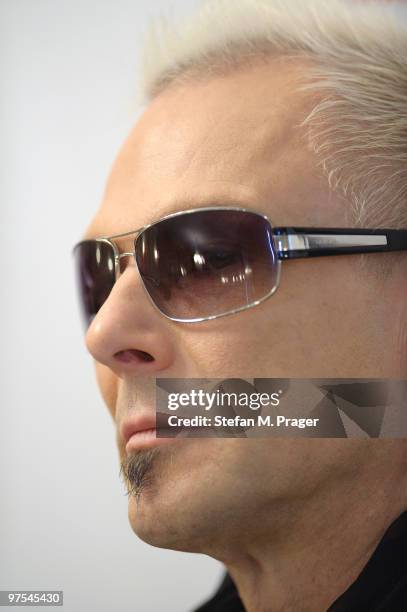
[114,349,155,363]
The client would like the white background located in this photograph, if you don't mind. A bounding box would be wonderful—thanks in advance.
[2,1,406,611]
[1,1,223,611]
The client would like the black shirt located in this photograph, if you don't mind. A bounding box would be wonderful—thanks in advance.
[192,511,407,612]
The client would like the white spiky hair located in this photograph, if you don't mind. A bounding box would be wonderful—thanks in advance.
[138,0,407,229]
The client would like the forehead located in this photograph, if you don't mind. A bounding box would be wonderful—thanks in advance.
[83,57,339,240]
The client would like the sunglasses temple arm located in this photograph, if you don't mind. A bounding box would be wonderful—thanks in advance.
[272,229,407,260]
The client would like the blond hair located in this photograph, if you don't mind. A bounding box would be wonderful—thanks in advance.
[138,0,407,230]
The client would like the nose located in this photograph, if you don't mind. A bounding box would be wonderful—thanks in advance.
[84,261,175,377]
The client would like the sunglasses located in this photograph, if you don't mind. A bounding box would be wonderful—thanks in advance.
[72,206,407,328]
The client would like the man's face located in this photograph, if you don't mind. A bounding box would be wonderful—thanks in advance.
[82,58,406,554]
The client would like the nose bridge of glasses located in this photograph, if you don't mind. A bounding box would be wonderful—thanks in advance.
[104,227,143,264]
[117,251,136,275]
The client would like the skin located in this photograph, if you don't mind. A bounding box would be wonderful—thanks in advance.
[81,57,407,611]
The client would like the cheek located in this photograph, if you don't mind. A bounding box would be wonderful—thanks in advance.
[94,362,118,419]
[181,260,381,377]
[182,312,281,377]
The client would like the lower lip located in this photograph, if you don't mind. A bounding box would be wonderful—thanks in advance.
[125,428,177,453]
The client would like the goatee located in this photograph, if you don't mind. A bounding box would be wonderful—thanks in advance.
[120,448,159,500]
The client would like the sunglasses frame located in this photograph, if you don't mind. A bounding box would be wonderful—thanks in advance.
[72,205,407,324]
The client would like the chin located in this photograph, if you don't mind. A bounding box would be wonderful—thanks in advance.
[123,437,250,553]
[124,449,225,553]
[127,485,207,553]
[121,441,194,550]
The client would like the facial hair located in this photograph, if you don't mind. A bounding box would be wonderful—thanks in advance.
[120,448,160,500]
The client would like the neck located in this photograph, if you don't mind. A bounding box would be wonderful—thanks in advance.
[217,481,406,612]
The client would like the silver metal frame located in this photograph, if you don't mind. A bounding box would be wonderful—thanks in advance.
[72,205,395,324]
[275,232,387,253]
[73,206,282,323]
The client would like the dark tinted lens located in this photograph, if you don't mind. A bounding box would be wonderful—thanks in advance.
[73,240,116,331]
[135,209,278,321]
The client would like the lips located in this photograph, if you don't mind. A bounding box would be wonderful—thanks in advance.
[121,412,177,453]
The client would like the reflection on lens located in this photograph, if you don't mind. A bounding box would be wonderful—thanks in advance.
[135,209,279,321]
[73,240,116,332]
